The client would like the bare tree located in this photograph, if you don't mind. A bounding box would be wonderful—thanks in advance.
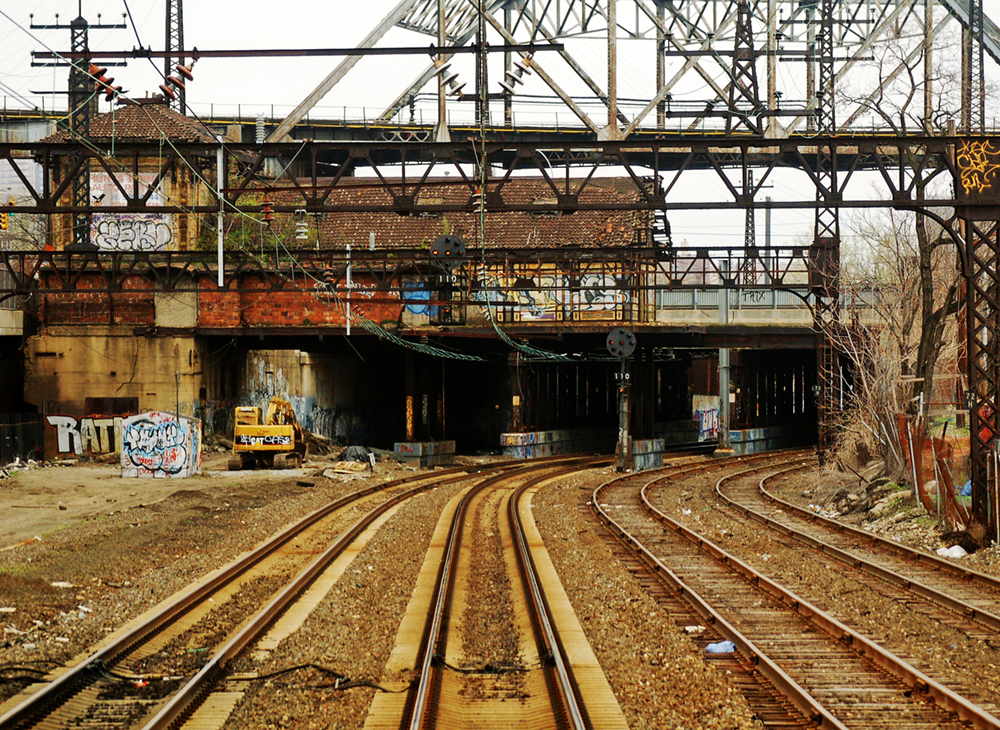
[824,23,975,474]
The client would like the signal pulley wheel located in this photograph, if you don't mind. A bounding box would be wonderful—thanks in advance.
[430,234,466,270]
[606,327,636,358]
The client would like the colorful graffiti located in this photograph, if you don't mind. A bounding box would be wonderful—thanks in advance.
[46,415,122,455]
[695,408,720,441]
[402,282,437,316]
[120,412,201,478]
[470,272,628,321]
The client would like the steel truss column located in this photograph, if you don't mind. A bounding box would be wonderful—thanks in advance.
[813,0,840,459]
[69,15,93,251]
[962,0,985,133]
[742,170,757,286]
[964,218,1000,540]
[165,0,186,114]
[726,1,762,135]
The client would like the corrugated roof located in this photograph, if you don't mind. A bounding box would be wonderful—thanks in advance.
[40,101,217,144]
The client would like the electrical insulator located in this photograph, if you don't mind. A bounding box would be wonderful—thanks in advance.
[295,209,309,240]
[158,84,177,101]
[433,58,461,91]
[88,64,123,102]
[175,64,194,81]
[261,197,274,223]
[500,54,533,96]
[256,113,266,145]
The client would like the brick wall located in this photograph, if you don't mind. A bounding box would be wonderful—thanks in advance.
[199,274,403,329]
[39,271,405,330]
[41,274,154,327]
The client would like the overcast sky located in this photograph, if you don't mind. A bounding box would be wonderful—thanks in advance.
[0,1,417,117]
[4,0,1000,120]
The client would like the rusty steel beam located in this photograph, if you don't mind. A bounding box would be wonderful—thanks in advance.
[0,136,967,217]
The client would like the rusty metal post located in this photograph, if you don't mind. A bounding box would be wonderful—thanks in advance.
[656,0,665,130]
[716,263,733,455]
[617,357,632,471]
[405,351,415,442]
[435,0,450,143]
[604,0,619,140]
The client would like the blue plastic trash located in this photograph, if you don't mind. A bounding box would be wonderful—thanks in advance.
[705,640,736,654]
[961,480,972,497]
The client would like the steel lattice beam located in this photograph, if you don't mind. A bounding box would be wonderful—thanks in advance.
[0,136,970,217]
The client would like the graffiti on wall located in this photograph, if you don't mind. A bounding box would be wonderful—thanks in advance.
[93,215,172,251]
[692,395,720,442]
[46,415,122,455]
[694,408,720,441]
[90,173,172,251]
[468,273,628,321]
[121,412,201,478]
[402,282,437,316]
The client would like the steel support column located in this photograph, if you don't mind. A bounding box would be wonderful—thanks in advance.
[964,217,1000,541]
[812,0,840,461]
[165,0,186,114]
[68,15,92,251]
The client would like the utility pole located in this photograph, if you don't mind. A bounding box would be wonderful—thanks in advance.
[31,6,125,250]
[716,261,733,455]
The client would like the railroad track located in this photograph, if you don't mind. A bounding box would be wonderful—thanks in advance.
[694,458,1000,715]
[593,450,1000,729]
[364,455,628,730]
[721,459,1000,640]
[0,456,583,730]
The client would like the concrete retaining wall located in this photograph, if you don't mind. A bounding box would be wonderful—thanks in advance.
[654,419,701,446]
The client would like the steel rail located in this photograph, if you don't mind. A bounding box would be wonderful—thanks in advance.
[711,461,1000,634]
[639,456,1000,729]
[754,462,1000,596]
[590,451,846,730]
[508,471,595,730]
[0,456,570,729]
[140,474,450,730]
[406,456,606,730]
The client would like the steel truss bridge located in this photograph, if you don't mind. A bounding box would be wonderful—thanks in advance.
[7,0,1000,534]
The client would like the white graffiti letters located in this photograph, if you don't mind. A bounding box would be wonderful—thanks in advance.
[93,215,171,251]
[46,415,122,455]
[236,434,292,446]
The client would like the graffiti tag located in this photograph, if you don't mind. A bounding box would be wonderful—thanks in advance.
[120,412,200,478]
[93,215,172,251]
[46,415,122,455]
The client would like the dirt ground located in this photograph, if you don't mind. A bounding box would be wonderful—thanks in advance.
[0,450,317,550]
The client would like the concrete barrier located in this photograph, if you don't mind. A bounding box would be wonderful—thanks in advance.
[394,440,456,467]
[500,428,614,459]
[729,424,814,455]
[631,438,665,472]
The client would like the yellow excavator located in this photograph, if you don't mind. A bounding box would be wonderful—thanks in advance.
[229,397,307,470]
